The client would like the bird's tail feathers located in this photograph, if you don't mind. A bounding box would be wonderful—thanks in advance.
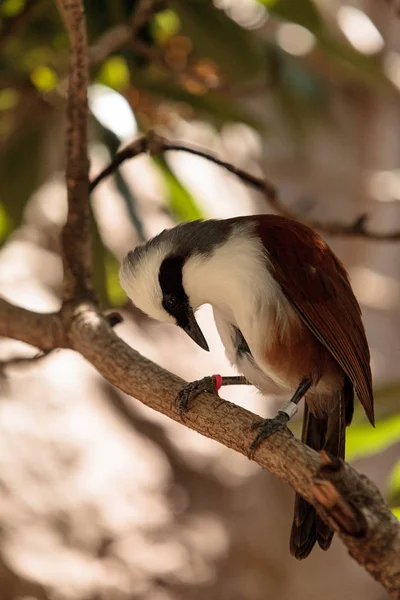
[290,379,352,559]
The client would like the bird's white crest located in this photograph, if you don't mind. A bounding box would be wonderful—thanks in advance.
[119,239,176,323]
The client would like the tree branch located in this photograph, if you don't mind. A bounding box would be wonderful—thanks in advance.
[64,305,400,597]
[56,0,92,302]
[0,293,399,593]
[0,299,65,350]
[91,132,400,242]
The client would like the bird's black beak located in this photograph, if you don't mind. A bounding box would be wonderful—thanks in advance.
[181,309,209,352]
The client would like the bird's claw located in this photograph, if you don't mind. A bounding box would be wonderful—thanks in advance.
[177,376,217,420]
[248,411,290,458]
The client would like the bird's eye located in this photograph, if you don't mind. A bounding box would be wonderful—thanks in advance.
[165,296,178,311]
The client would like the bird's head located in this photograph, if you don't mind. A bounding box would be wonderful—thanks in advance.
[119,223,219,351]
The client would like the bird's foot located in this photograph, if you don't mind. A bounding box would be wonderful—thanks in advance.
[248,411,290,458]
[177,375,220,420]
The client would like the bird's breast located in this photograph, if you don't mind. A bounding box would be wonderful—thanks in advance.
[213,307,287,395]
[213,303,344,397]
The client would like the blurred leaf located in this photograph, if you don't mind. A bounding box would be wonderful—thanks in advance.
[259,1,392,91]
[317,34,391,90]
[372,381,400,422]
[388,460,400,508]
[0,0,26,17]
[90,209,109,306]
[260,0,321,32]
[171,0,264,82]
[346,414,400,462]
[134,71,265,128]
[96,122,145,242]
[0,88,19,111]
[265,44,329,138]
[333,381,400,427]
[105,253,127,307]
[290,381,400,461]
[90,209,126,308]
[392,507,400,520]
[0,202,11,242]
[30,65,58,92]
[98,56,130,91]
[154,156,204,222]
[0,124,43,243]
[152,9,181,44]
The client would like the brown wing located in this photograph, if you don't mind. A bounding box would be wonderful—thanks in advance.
[254,215,374,426]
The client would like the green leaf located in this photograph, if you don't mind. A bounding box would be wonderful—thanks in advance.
[259,0,322,32]
[96,122,145,242]
[152,9,181,44]
[154,156,205,222]
[30,65,58,92]
[98,56,130,91]
[388,460,400,508]
[0,124,43,243]
[0,88,19,111]
[345,414,400,462]
[0,202,11,242]
[392,507,400,521]
[171,0,264,82]
[105,253,127,307]
[90,209,126,308]
[0,0,26,17]
[372,381,400,421]
[90,209,109,307]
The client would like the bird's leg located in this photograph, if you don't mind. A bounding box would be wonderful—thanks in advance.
[249,378,312,457]
[177,375,248,420]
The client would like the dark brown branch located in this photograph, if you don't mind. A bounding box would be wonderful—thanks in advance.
[91,132,400,241]
[56,0,92,302]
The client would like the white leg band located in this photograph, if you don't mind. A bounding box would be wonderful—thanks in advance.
[280,401,298,420]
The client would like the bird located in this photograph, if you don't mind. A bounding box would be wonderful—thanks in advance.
[119,214,374,559]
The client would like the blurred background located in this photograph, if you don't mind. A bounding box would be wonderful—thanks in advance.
[0,0,399,598]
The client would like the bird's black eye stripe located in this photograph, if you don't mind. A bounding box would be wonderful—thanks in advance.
[159,255,189,319]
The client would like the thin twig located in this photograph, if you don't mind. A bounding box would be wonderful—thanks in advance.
[89,137,148,192]
[91,131,400,241]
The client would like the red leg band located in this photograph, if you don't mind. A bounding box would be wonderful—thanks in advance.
[213,374,223,392]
